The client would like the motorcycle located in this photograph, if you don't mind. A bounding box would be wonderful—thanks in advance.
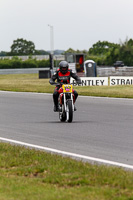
[56,83,75,123]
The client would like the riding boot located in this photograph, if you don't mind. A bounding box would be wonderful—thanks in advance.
[73,91,78,111]
[53,91,59,112]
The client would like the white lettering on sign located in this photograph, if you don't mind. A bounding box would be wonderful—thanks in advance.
[110,77,133,86]
[70,77,108,86]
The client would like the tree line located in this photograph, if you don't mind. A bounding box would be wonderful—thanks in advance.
[88,39,133,66]
[0,38,49,57]
[65,39,133,66]
[0,56,51,69]
[1,38,133,66]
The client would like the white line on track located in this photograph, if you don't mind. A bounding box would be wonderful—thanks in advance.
[0,90,52,96]
[0,137,133,170]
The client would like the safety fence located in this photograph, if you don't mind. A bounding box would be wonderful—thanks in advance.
[97,66,133,77]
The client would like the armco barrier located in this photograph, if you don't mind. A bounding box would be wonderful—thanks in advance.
[0,68,50,75]
[1,66,133,76]
[97,67,133,77]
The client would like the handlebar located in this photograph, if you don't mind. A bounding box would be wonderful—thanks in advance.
[52,82,73,86]
[53,82,63,86]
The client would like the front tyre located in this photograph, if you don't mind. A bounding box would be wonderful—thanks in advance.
[59,105,66,122]
[59,111,66,122]
[66,100,73,123]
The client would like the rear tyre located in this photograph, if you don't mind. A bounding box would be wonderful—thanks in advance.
[67,100,73,123]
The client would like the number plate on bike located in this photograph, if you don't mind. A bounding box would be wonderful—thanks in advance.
[62,84,72,93]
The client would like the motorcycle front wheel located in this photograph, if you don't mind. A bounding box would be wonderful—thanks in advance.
[66,100,73,123]
[59,105,66,122]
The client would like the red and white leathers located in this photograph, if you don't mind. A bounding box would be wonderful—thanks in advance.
[49,68,81,109]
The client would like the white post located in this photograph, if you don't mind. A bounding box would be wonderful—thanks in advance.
[48,24,54,69]
[48,24,54,55]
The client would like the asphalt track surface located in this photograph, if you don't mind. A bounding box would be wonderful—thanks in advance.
[0,91,133,168]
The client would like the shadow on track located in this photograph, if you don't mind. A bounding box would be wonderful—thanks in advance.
[33,120,93,124]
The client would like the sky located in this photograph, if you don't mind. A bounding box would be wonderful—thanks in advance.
[0,0,133,52]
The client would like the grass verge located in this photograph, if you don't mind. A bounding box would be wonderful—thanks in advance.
[0,73,133,98]
[0,142,133,200]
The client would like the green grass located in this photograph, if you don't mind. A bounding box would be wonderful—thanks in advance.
[0,142,133,200]
[0,73,133,98]
[0,74,54,93]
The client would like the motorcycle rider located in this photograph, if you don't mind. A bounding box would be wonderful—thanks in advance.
[49,61,81,112]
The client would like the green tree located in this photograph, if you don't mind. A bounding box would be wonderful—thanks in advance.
[64,48,87,54]
[119,38,133,65]
[0,51,7,56]
[10,38,36,55]
[65,48,76,54]
[35,49,49,55]
[105,47,120,65]
[88,41,120,56]
[102,38,133,65]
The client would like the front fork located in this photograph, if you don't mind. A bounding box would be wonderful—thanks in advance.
[59,93,74,112]
[64,93,74,112]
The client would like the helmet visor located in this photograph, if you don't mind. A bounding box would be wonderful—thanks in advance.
[61,67,67,71]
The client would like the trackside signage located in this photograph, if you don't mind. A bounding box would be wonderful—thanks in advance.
[70,77,108,86]
[110,76,133,86]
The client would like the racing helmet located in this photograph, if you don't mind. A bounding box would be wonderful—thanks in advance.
[59,61,69,74]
